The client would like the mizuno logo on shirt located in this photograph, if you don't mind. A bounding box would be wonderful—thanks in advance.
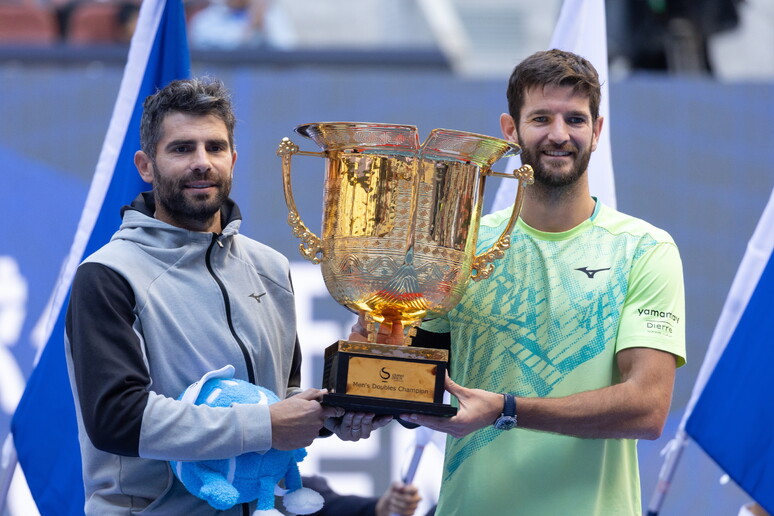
[249,292,266,303]
[575,267,611,279]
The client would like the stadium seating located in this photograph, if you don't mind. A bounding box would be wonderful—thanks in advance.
[66,1,120,45]
[0,3,59,45]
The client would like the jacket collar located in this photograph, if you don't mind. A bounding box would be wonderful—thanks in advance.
[122,191,243,233]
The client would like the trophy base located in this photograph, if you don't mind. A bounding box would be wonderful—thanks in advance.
[321,392,457,417]
[322,339,457,418]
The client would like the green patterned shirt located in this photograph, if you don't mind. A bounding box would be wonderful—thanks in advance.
[423,200,686,516]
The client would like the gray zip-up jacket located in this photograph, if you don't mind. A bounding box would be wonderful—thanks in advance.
[65,192,303,515]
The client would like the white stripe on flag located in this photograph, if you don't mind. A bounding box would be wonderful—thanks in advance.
[33,0,167,366]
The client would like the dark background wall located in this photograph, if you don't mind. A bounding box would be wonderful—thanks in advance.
[1,60,772,514]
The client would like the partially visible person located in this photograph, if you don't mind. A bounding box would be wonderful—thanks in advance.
[352,49,686,516]
[740,502,771,516]
[304,475,423,516]
[373,482,422,516]
[188,0,296,50]
[116,1,140,44]
[65,77,386,516]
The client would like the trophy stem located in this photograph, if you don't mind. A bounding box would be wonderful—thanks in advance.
[365,314,377,343]
[363,313,421,347]
[364,313,389,344]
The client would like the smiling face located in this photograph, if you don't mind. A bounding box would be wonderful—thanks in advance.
[134,112,237,233]
[507,84,602,192]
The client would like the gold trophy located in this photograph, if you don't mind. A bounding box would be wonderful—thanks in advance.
[277,122,532,417]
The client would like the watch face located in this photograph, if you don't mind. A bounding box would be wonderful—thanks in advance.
[494,416,517,430]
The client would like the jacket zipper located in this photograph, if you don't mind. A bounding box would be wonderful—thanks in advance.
[206,233,256,384]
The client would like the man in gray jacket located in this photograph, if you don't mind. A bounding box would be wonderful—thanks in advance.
[65,78,387,515]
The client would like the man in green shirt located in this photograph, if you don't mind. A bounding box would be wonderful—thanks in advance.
[355,49,686,515]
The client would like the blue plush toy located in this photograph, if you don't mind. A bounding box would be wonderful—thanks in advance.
[171,365,324,516]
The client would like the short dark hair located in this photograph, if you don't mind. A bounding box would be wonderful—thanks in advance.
[506,49,601,124]
[139,77,236,159]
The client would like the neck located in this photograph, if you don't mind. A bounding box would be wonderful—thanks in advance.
[153,208,222,234]
[519,181,596,233]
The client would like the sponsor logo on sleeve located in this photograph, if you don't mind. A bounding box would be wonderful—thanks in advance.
[638,308,680,336]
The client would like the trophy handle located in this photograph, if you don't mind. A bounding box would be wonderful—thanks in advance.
[277,137,326,264]
[471,164,534,281]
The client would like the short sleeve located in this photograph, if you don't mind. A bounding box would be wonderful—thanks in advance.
[616,241,686,367]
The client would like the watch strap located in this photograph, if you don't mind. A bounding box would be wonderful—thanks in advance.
[502,393,516,417]
[492,393,518,430]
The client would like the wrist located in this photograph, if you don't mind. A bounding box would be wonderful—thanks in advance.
[492,393,518,430]
[489,391,504,424]
[374,492,389,516]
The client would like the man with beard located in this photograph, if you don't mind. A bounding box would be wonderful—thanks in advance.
[352,50,686,515]
[64,78,386,515]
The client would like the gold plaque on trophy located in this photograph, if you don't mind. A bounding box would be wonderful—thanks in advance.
[278,122,532,417]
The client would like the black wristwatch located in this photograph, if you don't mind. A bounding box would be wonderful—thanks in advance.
[493,393,517,430]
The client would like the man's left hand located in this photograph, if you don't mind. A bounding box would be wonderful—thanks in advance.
[325,411,393,441]
[400,375,501,438]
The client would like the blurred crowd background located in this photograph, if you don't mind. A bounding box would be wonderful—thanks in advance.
[0,0,771,79]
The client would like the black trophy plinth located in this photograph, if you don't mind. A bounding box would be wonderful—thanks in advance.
[320,340,457,418]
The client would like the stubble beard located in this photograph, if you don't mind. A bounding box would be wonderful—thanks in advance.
[152,163,232,228]
[518,138,592,203]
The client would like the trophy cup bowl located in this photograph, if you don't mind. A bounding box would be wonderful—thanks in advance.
[277,122,533,417]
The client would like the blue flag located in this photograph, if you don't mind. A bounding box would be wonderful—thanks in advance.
[10,1,190,513]
[684,187,774,515]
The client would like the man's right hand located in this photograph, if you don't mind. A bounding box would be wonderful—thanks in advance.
[376,481,421,516]
[269,388,343,450]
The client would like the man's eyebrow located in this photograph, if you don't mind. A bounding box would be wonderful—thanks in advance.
[565,110,591,119]
[164,138,229,149]
[164,139,195,149]
[524,108,590,118]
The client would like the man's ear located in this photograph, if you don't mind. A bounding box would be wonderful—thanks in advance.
[590,116,604,152]
[134,150,154,184]
[499,113,518,143]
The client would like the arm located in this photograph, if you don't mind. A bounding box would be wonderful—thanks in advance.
[66,262,149,456]
[67,263,341,458]
[515,346,675,439]
[403,347,677,440]
[276,275,349,446]
[69,263,275,459]
[271,333,345,450]
[404,237,685,440]
[270,389,344,450]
